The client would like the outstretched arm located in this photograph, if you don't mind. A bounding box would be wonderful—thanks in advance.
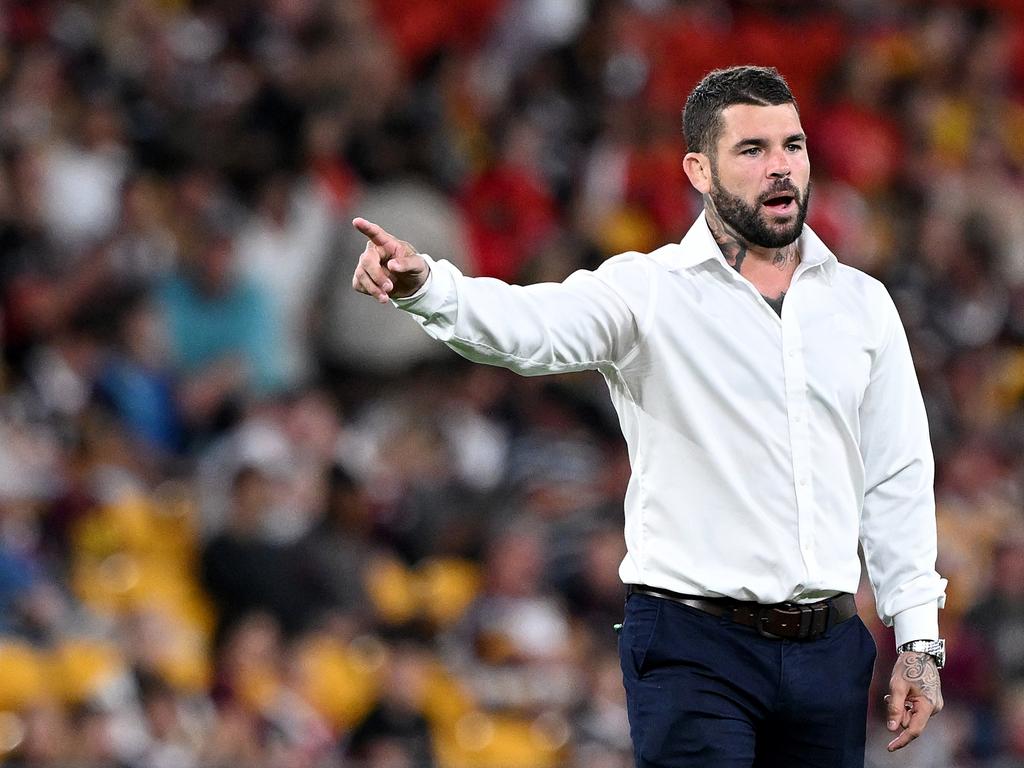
[349,218,646,376]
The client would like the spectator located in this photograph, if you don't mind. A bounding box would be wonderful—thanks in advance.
[38,97,130,257]
[135,673,203,768]
[965,539,1024,684]
[156,217,283,435]
[324,180,471,376]
[200,466,312,645]
[345,640,437,768]
[235,173,337,390]
[297,465,383,626]
[93,290,182,455]
[571,650,633,768]
[2,2,1024,765]
[446,523,576,712]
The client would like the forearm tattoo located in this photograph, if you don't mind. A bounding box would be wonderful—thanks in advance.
[897,652,943,711]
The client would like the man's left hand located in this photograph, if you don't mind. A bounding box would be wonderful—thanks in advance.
[885,651,943,751]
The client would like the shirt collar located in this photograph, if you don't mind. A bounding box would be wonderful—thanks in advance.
[657,211,838,284]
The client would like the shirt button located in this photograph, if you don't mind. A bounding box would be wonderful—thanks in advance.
[799,477,808,486]
[793,414,802,423]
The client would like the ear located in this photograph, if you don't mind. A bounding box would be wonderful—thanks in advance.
[683,152,712,194]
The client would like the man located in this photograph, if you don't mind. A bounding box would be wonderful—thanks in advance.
[351,66,946,767]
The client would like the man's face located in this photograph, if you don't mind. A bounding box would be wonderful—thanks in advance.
[707,103,810,248]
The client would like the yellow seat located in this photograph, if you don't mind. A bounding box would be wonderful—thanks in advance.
[296,634,380,729]
[365,557,418,625]
[72,496,154,558]
[0,641,48,709]
[152,635,212,694]
[421,661,474,727]
[418,558,482,628]
[71,492,201,577]
[48,639,126,704]
[436,712,568,768]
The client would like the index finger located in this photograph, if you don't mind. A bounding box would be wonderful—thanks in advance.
[353,217,396,250]
[886,702,933,752]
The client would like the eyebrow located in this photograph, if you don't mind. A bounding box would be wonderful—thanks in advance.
[731,133,807,150]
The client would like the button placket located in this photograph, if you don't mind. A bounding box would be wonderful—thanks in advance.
[781,298,817,574]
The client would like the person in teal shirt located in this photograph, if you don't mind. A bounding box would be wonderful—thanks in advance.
[157,221,283,430]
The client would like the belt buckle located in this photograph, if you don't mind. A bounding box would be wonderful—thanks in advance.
[755,606,785,639]
[757,602,833,641]
[757,604,817,640]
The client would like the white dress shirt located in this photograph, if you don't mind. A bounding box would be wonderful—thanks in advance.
[394,212,946,647]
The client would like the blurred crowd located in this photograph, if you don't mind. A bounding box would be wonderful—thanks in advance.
[2,0,1024,766]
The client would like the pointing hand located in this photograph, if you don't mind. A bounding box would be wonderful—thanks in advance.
[351,218,429,303]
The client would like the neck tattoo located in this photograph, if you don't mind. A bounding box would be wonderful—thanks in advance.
[704,194,749,272]
[703,194,799,276]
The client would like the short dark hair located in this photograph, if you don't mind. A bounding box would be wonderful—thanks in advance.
[682,66,797,156]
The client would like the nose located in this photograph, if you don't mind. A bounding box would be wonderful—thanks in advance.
[768,149,791,179]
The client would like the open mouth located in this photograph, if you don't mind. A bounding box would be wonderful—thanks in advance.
[762,194,796,214]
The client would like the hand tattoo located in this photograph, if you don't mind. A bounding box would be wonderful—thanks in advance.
[896,652,944,712]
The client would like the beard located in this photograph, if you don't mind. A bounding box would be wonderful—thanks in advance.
[709,170,811,249]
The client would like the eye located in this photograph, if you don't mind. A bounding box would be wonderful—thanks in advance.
[742,147,762,157]
[786,143,804,153]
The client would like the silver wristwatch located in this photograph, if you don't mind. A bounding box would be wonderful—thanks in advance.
[897,639,946,669]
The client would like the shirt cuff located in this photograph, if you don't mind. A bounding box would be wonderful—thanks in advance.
[391,253,450,318]
[892,602,940,649]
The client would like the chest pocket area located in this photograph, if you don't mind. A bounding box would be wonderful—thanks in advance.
[803,313,873,411]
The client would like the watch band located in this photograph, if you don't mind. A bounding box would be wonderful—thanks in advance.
[897,638,946,669]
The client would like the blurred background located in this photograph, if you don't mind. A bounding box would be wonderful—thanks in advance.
[1,0,1023,766]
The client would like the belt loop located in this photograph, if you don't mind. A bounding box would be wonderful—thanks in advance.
[813,604,830,636]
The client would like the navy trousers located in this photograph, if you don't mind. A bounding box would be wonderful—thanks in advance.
[619,593,877,767]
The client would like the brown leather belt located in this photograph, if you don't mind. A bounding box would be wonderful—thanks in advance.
[626,584,857,641]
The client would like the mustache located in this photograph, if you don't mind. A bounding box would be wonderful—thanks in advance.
[759,181,801,203]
